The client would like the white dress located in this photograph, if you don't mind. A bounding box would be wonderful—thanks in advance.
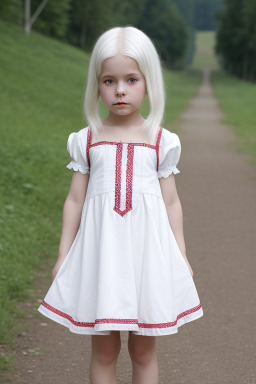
[38,126,203,336]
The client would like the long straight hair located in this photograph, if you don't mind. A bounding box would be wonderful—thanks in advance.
[84,26,165,145]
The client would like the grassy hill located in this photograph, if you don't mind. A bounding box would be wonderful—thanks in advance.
[0,19,201,370]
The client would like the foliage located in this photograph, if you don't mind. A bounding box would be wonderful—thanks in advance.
[66,0,118,49]
[67,0,188,68]
[169,0,196,66]
[0,0,23,24]
[0,0,189,69]
[31,0,71,39]
[168,0,224,64]
[138,0,188,69]
[194,0,223,31]
[0,1,227,68]
[215,0,256,81]
[113,0,147,26]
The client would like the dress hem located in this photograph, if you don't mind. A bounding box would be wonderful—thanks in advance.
[38,303,203,337]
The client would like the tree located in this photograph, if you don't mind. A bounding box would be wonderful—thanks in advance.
[195,0,223,31]
[0,0,23,25]
[25,0,49,35]
[169,0,196,65]
[137,0,188,69]
[215,0,256,81]
[30,0,71,39]
[66,0,118,49]
[66,0,188,68]
[113,0,147,26]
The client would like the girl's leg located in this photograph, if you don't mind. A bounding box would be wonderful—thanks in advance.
[90,331,121,384]
[128,331,158,384]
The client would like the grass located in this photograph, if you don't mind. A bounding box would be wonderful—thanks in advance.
[193,31,256,163]
[192,31,220,70]
[0,19,201,371]
[211,70,256,164]
[0,20,89,371]
[163,68,202,130]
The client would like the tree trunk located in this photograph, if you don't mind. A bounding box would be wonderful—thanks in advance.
[25,0,31,35]
[242,45,248,80]
[80,22,87,48]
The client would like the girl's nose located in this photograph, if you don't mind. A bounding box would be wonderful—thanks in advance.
[115,82,126,96]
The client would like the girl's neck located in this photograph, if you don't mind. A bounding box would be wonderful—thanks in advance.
[103,111,144,131]
[92,114,150,144]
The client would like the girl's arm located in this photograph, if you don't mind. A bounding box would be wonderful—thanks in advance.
[52,171,90,282]
[159,174,194,278]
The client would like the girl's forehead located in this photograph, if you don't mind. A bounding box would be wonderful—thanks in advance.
[100,54,142,75]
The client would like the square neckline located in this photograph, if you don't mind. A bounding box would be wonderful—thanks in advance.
[90,140,156,149]
[88,127,163,149]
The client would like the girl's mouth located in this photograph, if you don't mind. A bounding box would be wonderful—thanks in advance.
[114,102,128,105]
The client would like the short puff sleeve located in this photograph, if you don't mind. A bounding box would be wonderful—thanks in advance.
[157,129,181,178]
[66,128,90,174]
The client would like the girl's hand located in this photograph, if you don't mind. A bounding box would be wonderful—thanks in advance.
[51,259,65,283]
[186,262,194,279]
[182,253,194,278]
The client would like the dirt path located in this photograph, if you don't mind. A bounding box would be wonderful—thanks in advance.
[1,68,256,384]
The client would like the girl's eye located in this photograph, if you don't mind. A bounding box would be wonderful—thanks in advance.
[128,78,137,84]
[104,79,113,85]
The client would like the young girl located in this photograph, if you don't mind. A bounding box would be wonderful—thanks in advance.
[38,26,203,383]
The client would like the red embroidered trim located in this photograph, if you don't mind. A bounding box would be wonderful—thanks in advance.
[86,127,162,217]
[40,300,202,329]
[88,127,163,173]
[113,143,134,217]
[114,143,122,214]
[126,144,134,214]
[86,127,91,168]
[156,127,163,171]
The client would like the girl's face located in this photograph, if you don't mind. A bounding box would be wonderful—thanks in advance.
[98,54,147,120]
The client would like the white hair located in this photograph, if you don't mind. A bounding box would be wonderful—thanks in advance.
[84,26,165,144]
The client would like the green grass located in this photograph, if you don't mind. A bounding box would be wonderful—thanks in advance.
[211,70,256,163]
[0,20,90,371]
[193,31,256,163]
[192,31,220,70]
[0,19,200,371]
[163,68,202,130]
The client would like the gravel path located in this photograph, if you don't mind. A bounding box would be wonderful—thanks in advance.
[1,68,256,384]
